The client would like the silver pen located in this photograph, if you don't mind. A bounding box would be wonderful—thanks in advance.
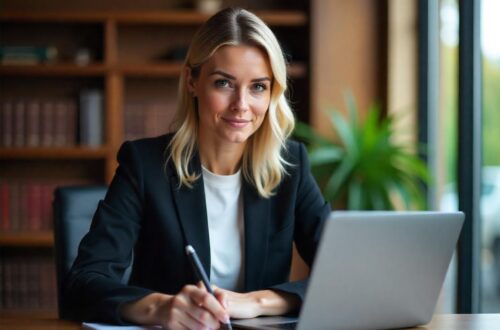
[185,245,233,330]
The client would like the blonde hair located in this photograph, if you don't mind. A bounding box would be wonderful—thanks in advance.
[168,7,295,198]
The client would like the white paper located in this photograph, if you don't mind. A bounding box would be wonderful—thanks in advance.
[82,322,162,330]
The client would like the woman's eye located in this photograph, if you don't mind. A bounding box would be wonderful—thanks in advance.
[214,79,230,88]
[252,83,267,92]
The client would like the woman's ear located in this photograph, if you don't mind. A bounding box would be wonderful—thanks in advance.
[185,66,197,96]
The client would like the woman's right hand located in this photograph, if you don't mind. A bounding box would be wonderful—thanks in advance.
[120,284,230,329]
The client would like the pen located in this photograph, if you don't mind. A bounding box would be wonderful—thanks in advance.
[185,245,233,330]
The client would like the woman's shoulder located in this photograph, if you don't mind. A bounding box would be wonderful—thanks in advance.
[116,133,174,165]
[283,138,306,163]
[120,133,173,155]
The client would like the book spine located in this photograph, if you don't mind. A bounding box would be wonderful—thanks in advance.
[1,101,14,147]
[9,182,20,232]
[0,251,3,309]
[79,89,104,147]
[25,100,41,147]
[53,101,66,147]
[40,101,54,147]
[0,181,10,231]
[67,100,77,146]
[13,101,26,147]
[19,182,30,231]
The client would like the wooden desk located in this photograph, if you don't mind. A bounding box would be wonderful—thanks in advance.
[1,314,500,329]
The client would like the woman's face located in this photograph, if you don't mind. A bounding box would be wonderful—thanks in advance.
[187,45,273,146]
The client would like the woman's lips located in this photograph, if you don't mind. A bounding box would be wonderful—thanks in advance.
[223,117,251,128]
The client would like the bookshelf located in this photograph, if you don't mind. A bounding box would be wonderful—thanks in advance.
[0,4,310,314]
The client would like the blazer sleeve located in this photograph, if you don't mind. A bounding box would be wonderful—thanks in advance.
[269,142,331,303]
[64,141,155,323]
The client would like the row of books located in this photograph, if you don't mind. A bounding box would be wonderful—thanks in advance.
[0,46,58,65]
[0,90,104,148]
[0,180,89,233]
[0,99,77,148]
[0,252,57,310]
[124,101,176,141]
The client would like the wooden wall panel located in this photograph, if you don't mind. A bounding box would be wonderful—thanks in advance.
[310,0,387,136]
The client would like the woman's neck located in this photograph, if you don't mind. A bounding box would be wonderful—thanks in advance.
[198,140,246,175]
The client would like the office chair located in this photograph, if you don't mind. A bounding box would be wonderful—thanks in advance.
[52,185,132,319]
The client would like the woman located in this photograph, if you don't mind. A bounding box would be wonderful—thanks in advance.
[65,7,331,329]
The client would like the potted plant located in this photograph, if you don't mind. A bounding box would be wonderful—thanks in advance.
[294,94,429,210]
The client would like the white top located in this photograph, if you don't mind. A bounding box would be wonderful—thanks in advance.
[202,166,245,291]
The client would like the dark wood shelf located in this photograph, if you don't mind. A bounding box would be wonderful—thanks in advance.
[0,147,108,159]
[0,232,54,247]
[0,63,107,77]
[0,309,58,318]
[0,10,307,26]
[119,62,183,77]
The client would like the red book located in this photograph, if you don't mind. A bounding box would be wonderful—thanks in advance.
[32,183,42,231]
[20,182,30,232]
[0,182,10,231]
[0,253,3,309]
[27,183,43,232]
[40,183,54,231]
[9,182,20,232]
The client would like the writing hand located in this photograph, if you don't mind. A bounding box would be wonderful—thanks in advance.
[120,284,229,330]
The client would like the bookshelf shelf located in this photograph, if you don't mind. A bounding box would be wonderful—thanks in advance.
[0,64,107,76]
[0,309,58,318]
[0,147,108,159]
[0,232,54,247]
[119,62,183,77]
[0,10,307,26]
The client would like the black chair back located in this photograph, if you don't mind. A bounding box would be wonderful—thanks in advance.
[53,186,108,319]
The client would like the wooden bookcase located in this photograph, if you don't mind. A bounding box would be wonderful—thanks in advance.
[0,5,310,314]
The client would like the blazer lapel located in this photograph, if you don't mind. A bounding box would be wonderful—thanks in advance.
[243,181,270,292]
[168,153,211,281]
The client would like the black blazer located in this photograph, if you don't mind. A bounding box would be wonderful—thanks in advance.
[64,133,331,323]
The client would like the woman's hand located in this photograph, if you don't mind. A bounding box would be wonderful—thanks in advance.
[120,283,230,329]
[213,287,301,319]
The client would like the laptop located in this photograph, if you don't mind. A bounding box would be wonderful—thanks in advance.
[232,211,464,330]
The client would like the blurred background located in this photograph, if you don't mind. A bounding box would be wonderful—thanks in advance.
[0,0,498,317]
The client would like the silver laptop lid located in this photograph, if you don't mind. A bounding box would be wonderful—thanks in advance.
[297,211,464,330]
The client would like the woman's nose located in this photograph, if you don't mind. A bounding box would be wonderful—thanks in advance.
[231,89,249,112]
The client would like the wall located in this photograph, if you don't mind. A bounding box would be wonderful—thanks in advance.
[310,0,388,136]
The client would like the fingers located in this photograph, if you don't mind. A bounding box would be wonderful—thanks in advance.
[189,284,229,325]
[168,288,221,330]
[214,286,228,309]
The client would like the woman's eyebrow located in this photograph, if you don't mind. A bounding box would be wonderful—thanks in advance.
[210,70,236,80]
[210,70,271,83]
[251,77,272,83]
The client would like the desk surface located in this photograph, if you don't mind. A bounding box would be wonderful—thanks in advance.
[1,314,500,329]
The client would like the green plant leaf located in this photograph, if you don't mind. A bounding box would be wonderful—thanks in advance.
[293,121,333,147]
[328,110,359,156]
[347,178,363,210]
[294,92,429,211]
[308,146,344,166]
